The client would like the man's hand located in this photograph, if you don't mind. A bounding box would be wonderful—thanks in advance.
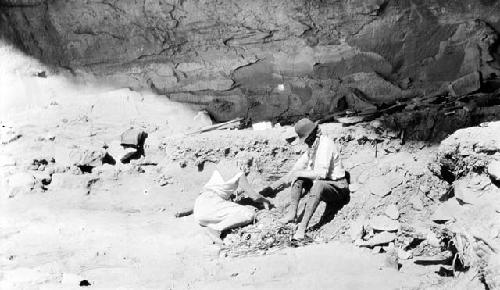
[255,197,271,210]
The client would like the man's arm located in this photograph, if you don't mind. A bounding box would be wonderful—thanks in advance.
[238,174,259,198]
[290,169,324,180]
[269,152,309,190]
[238,174,271,209]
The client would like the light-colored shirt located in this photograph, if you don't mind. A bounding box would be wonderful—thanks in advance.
[292,135,345,180]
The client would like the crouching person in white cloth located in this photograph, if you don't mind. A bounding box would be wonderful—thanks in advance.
[176,162,270,244]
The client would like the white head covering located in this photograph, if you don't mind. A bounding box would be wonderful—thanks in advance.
[203,170,243,200]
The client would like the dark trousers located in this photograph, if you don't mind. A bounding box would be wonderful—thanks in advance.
[290,178,349,230]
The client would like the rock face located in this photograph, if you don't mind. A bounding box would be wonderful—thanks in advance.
[1,0,500,122]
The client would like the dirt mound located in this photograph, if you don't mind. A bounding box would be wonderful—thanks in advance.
[426,121,500,289]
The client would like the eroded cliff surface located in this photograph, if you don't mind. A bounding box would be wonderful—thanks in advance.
[1,0,500,124]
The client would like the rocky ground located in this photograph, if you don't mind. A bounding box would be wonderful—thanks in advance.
[1,43,500,289]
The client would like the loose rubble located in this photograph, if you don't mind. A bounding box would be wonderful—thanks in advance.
[1,81,499,289]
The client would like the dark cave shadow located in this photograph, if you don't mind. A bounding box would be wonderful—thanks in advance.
[376,93,500,144]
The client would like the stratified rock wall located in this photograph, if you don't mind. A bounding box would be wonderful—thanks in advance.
[1,0,500,122]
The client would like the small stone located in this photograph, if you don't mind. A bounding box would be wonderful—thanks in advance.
[419,185,430,194]
[384,246,399,270]
[55,165,69,173]
[157,174,173,186]
[5,172,35,198]
[55,146,106,168]
[369,215,400,232]
[453,178,491,205]
[366,175,403,197]
[46,133,56,141]
[368,179,392,197]
[95,164,118,180]
[426,232,440,248]
[349,216,366,241]
[107,141,137,164]
[370,119,383,129]
[410,195,424,211]
[283,127,297,143]
[38,133,56,142]
[372,246,382,254]
[431,199,461,223]
[193,110,213,128]
[384,205,399,220]
[120,128,148,148]
[358,232,397,247]
[397,248,412,260]
[488,160,500,182]
[33,171,52,186]
[252,121,273,131]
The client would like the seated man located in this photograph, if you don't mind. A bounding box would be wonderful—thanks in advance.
[266,118,349,240]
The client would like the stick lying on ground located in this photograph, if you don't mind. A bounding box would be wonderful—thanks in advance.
[174,208,194,218]
[187,118,242,135]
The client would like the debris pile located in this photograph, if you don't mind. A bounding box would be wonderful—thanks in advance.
[220,206,335,258]
[418,121,500,288]
[204,120,500,289]
[162,128,297,182]
[220,210,299,257]
[0,125,153,198]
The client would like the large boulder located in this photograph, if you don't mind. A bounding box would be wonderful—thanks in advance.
[448,71,481,96]
[342,72,402,105]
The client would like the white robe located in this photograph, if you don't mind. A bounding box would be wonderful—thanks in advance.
[194,170,255,231]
